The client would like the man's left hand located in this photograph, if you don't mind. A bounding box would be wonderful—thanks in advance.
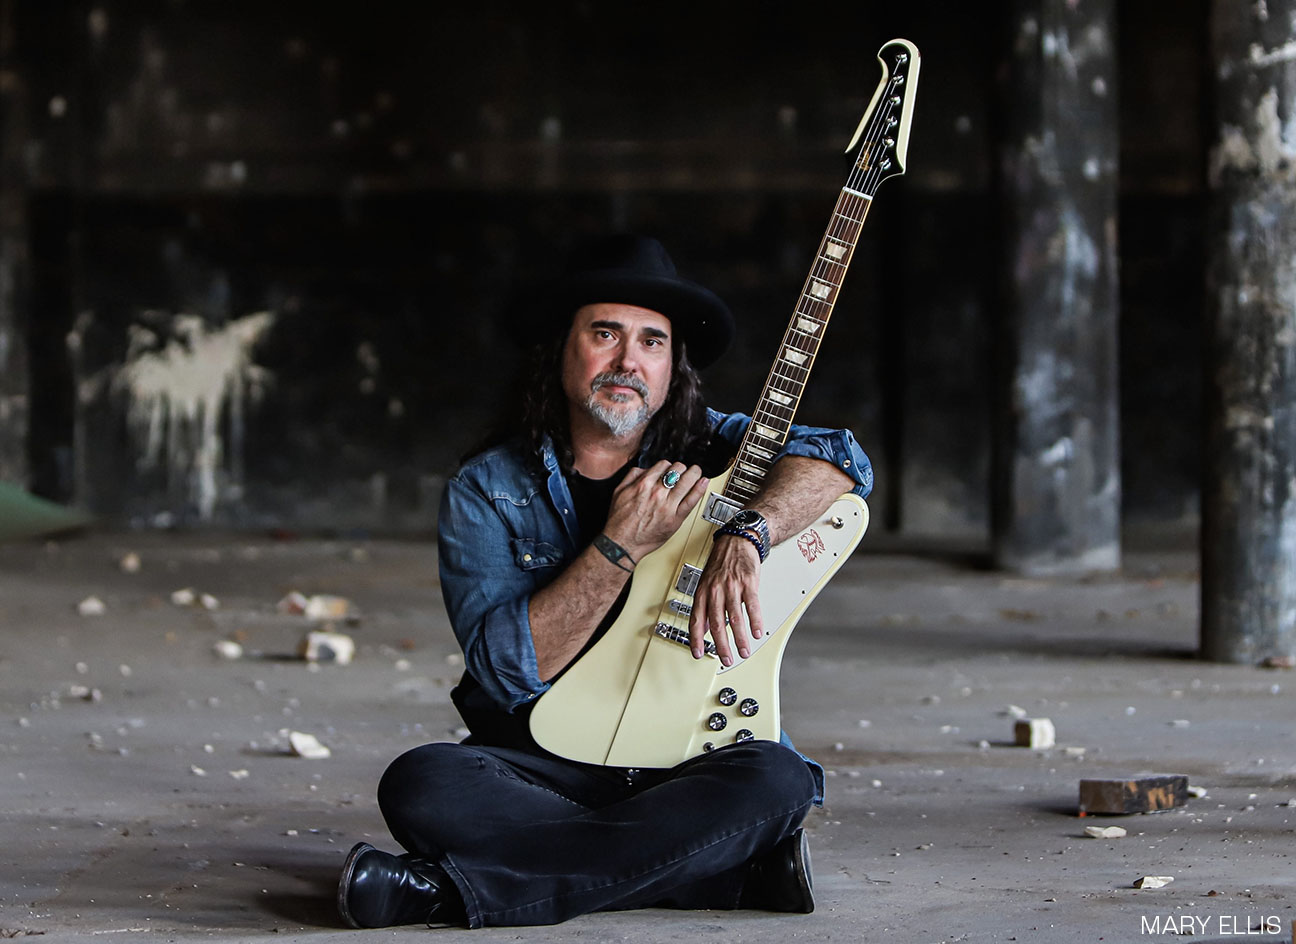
[689,534,764,666]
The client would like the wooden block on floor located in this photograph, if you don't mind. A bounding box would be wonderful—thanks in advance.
[1077,774,1189,816]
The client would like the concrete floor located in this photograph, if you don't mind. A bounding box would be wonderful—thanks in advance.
[0,530,1292,943]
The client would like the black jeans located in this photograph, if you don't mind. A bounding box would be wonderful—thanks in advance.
[376,738,818,927]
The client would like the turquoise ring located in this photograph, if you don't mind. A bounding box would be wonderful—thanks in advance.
[661,469,682,489]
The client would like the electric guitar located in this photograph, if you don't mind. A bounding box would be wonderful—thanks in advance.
[529,39,920,768]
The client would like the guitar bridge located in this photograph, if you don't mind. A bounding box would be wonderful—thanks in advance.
[703,494,742,526]
[654,622,716,657]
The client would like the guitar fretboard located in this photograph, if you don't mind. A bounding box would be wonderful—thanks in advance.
[722,190,871,504]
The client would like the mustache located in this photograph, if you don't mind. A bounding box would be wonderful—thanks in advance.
[590,372,649,399]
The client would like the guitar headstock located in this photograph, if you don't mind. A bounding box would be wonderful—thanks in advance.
[844,39,920,195]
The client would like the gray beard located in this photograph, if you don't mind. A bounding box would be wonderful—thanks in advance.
[584,372,653,437]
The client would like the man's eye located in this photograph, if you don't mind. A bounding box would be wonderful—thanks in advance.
[595,330,613,340]
[645,337,663,347]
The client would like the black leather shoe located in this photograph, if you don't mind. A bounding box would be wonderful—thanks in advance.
[337,842,464,928]
[740,827,814,913]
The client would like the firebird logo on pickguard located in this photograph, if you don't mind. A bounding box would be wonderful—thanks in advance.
[797,529,826,562]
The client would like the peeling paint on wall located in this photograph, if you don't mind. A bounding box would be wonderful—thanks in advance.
[108,312,275,519]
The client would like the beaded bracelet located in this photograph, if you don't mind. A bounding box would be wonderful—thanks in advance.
[716,525,768,562]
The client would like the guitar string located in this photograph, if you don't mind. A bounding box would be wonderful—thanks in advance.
[727,52,908,498]
[741,68,903,451]
[731,72,902,492]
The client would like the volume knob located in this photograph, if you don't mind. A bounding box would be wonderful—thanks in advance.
[718,687,737,706]
[739,698,759,717]
[707,712,728,732]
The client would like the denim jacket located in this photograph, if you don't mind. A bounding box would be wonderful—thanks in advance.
[438,408,873,801]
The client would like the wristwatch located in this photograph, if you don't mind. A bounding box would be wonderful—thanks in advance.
[724,509,771,560]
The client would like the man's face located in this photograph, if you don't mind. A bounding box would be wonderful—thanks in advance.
[561,303,674,438]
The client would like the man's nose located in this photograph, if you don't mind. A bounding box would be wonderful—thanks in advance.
[611,341,640,374]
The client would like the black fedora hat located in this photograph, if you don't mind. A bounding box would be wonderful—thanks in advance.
[522,234,735,369]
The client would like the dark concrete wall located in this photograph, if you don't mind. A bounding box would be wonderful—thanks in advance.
[6,1,1204,537]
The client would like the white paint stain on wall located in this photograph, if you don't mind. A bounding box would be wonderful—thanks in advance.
[1209,87,1296,184]
[112,312,275,519]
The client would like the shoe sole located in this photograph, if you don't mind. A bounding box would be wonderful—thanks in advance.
[337,841,376,929]
[792,828,815,914]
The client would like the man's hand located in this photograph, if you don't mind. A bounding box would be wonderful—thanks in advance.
[603,460,709,561]
[689,533,764,667]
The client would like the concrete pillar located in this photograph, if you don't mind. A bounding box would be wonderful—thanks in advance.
[0,0,29,484]
[992,0,1121,575]
[1201,0,1296,664]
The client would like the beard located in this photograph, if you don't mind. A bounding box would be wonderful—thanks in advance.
[584,371,654,437]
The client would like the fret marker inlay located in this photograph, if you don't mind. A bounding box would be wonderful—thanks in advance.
[809,282,831,299]
[824,242,847,260]
[783,347,809,366]
[796,317,821,335]
[753,423,780,440]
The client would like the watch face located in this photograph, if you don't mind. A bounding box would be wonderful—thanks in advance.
[732,510,763,527]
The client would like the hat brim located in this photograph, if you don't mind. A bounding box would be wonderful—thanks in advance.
[520,272,735,369]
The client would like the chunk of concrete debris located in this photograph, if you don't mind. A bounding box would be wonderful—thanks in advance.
[212,640,244,660]
[288,731,331,759]
[199,593,220,611]
[1133,875,1174,889]
[118,552,141,573]
[77,596,107,616]
[1187,785,1208,799]
[1014,718,1055,749]
[171,588,196,607]
[1084,825,1127,839]
[298,629,356,665]
[1079,774,1189,815]
[1002,704,1028,719]
[279,592,353,622]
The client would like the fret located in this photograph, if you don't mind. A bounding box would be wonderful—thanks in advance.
[833,209,863,225]
[841,186,872,200]
[788,328,821,347]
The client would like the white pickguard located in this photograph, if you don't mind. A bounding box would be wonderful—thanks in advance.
[529,465,868,768]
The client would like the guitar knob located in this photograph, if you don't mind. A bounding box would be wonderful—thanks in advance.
[707,712,728,731]
[735,729,754,743]
[831,515,844,529]
[739,698,759,717]
[718,687,737,706]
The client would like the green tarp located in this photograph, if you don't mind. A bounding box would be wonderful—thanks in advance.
[0,482,92,543]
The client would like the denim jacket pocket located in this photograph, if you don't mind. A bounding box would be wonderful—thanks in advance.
[511,538,563,571]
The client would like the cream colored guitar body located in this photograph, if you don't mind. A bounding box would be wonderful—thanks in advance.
[529,464,868,768]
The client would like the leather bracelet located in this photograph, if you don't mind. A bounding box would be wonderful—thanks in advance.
[717,525,768,562]
[593,533,636,573]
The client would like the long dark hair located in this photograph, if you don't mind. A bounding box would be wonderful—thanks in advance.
[470,331,715,475]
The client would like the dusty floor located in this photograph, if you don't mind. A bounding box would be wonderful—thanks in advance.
[0,529,1292,943]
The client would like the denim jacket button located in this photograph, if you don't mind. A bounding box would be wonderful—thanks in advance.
[522,553,533,562]
[843,459,852,468]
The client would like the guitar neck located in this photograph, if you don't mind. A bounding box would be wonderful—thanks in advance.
[722,191,872,504]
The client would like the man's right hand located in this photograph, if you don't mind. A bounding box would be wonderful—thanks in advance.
[603,460,709,561]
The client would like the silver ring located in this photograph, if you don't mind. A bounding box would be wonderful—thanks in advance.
[661,469,682,489]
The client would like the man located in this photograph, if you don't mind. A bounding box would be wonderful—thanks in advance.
[337,234,873,929]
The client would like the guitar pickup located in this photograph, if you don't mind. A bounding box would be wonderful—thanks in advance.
[654,622,716,657]
[675,564,702,596]
[668,599,692,616]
